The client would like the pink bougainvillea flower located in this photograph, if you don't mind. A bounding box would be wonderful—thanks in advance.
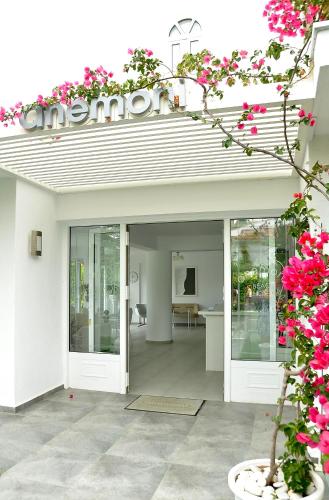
[296,432,318,448]
[315,413,329,430]
[319,395,328,405]
[278,336,286,345]
[293,192,303,199]
[259,105,267,114]
[276,84,283,91]
[237,123,245,130]
[324,460,329,474]
[318,431,329,454]
[315,304,329,326]
[252,104,260,113]
[310,118,316,126]
[242,102,249,110]
[203,55,211,64]
[298,108,306,118]
[247,113,254,121]
[128,48,134,55]
[239,50,248,59]
[250,126,258,135]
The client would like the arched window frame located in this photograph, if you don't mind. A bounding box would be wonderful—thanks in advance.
[169,18,202,70]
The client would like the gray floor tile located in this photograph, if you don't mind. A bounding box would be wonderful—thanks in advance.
[152,464,233,500]
[71,455,168,499]
[0,439,41,474]
[0,476,67,500]
[43,388,110,405]
[189,415,254,442]
[46,427,119,456]
[18,400,93,423]
[74,406,140,429]
[170,432,250,472]
[0,388,311,499]
[106,412,195,463]
[0,412,23,426]
[198,401,256,422]
[130,325,223,401]
[2,445,100,487]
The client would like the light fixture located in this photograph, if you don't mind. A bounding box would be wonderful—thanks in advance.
[173,251,184,261]
[31,230,42,256]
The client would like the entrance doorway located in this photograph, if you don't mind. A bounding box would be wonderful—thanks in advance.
[127,221,224,401]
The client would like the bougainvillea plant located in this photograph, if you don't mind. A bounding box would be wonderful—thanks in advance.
[1,0,329,494]
[267,190,329,494]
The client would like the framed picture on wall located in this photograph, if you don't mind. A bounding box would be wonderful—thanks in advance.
[174,265,197,296]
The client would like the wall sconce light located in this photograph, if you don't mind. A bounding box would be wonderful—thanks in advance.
[31,230,42,256]
[174,95,180,107]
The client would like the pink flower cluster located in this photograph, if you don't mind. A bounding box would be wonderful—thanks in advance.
[128,48,153,57]
[279,224,329,473]
[282,253,329,298]
[298,108,316,127]
[263,0,320,42]
[0,101,22,127]
[83,66,113,89]
[237,102,268,135]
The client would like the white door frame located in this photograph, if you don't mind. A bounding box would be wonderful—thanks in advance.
[223,219,231,402]
[119,223,128,393]
[62,210,283,401]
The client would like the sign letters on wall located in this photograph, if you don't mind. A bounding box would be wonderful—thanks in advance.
[19,87,186,131]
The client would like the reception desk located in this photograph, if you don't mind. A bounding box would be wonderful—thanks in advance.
[198,310,224,371]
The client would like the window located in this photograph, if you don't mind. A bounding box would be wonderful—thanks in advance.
[169,18,202,69]
[231,218,294,362]
[69,225,120,354]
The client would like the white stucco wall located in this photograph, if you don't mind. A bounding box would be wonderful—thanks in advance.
[14,180,63,406]
[308,136,329,229]
[0,179,16,407]
[56,177,300,223]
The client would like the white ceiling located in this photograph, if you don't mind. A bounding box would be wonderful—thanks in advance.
[0,106,300,193]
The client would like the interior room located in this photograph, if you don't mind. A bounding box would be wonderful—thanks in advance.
[128,220,224,401]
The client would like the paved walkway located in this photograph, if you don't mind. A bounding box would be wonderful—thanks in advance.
[0,389,327,499]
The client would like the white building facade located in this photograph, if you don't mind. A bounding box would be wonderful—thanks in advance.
[0,12,329,411]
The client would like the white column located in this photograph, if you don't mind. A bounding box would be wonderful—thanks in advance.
[146,250,173,343]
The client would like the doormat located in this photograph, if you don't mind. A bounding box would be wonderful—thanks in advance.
[125,395,204,416]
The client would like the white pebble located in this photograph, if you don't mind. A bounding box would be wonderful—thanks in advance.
[289,493,303,500]
[276,485,288,494]
[273,481,285,488]
[277,469,284,482]
[276,492,289,500]
[244,479,263,497]
[262,486,274,494]
[257,476,267,487]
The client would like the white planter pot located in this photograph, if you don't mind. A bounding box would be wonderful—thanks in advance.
[228,459,325,500]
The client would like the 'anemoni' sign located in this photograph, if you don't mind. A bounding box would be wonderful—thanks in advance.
[19,87,186,131]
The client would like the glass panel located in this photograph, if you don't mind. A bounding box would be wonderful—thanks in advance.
[70,226,120,354]
[231,218,293,362]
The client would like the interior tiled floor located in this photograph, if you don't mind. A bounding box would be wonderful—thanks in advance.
[0,389,328,499]
[129,325,223,401]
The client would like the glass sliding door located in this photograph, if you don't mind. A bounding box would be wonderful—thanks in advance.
[231,218,294,362]
[69,225,120,354]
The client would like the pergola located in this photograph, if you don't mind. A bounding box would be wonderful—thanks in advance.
[0,105,302,193]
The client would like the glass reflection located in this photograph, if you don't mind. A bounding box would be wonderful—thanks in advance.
[231,218,293,362]
[69,226,120,354]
